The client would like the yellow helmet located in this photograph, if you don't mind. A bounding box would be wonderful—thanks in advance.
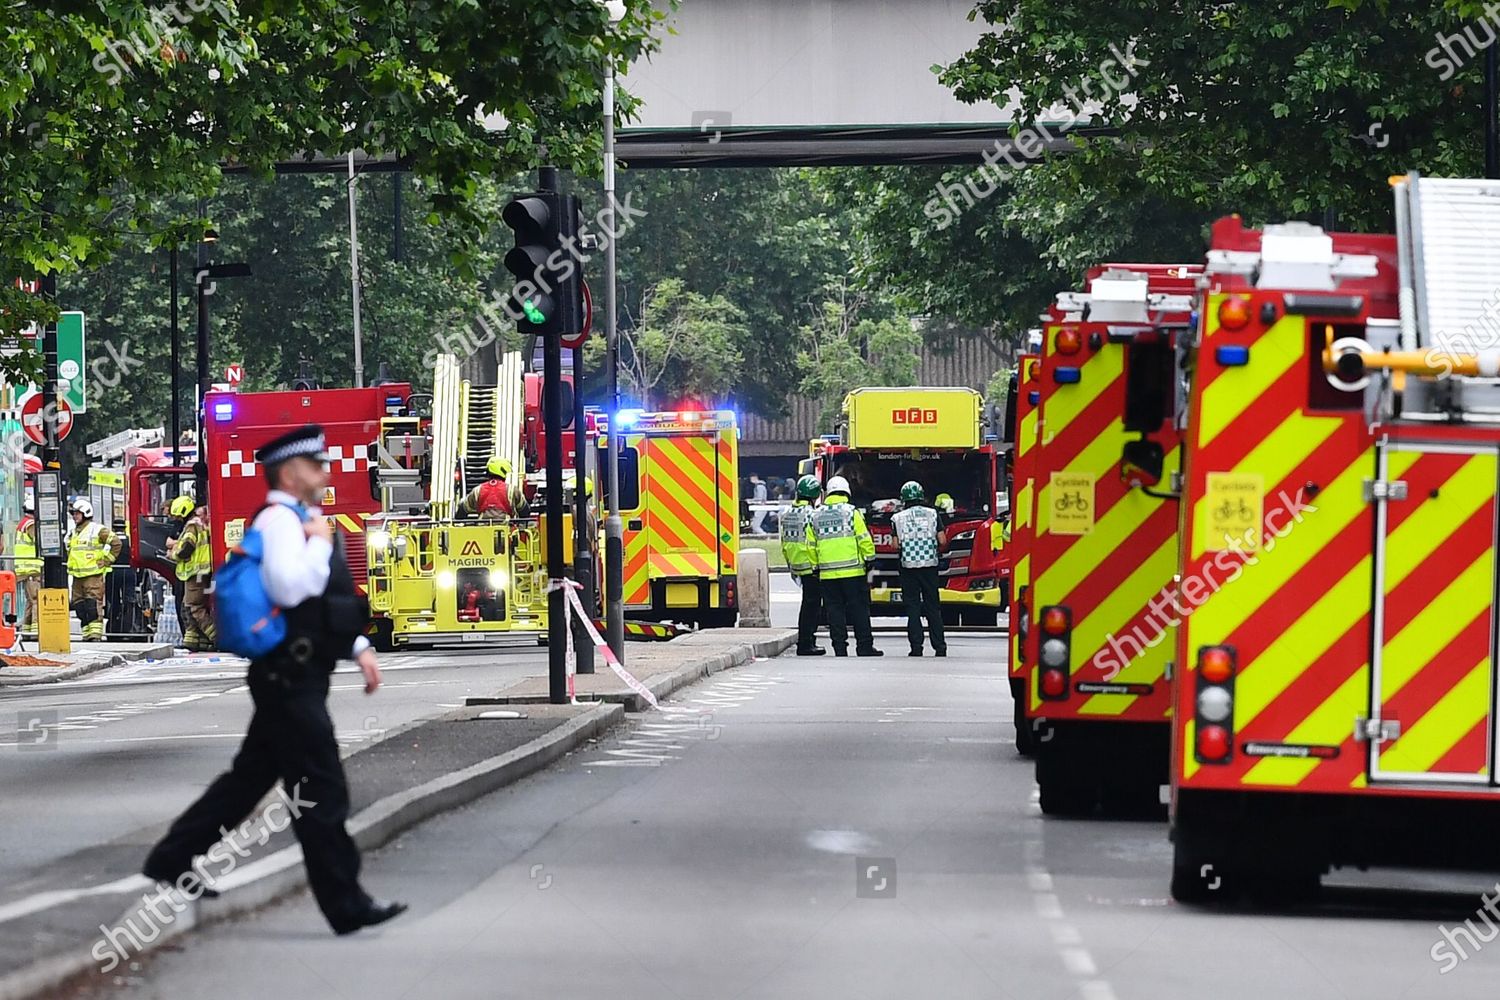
[170,495,196,518]
[486,456,512,478]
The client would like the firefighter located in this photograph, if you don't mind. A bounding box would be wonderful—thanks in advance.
[168,495,215,651]
[805,475,882,657]
[456,456,515,519]
[892,480,947,658]
[66,498,121,641]
[781,474,825,656]
[15,506,41,635]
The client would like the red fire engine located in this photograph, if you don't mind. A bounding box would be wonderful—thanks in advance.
[1170,176,1500,900]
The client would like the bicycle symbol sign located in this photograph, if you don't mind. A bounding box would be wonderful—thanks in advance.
[1048,472,1095,536]
[1203,472,1264,551]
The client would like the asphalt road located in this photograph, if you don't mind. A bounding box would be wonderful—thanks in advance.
[0,642,548,899]
[57,623,1500,1000]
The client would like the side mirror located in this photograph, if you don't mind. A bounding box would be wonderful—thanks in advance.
[1121,437,1165,488]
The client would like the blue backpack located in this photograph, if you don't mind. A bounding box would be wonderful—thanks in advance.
[214,503,305,658]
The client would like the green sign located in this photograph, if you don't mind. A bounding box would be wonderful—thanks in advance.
[30,311,85,413]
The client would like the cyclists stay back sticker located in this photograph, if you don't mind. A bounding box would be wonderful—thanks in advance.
[1048,471,1095,535]
[1203,472,1264,551]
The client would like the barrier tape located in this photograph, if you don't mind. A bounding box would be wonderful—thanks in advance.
[549,578,662,710]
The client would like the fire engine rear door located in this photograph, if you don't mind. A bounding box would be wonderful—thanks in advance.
[642,434,722,585]
[1368,440,1498,785]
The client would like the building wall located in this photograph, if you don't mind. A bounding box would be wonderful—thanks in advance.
[739,335,1013,462]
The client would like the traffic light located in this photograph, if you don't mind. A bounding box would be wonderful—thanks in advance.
[502,191,585,339]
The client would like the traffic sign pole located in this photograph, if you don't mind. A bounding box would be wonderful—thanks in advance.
[39,274,65,591]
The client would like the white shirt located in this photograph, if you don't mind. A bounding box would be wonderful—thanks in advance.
[253,490,370,658]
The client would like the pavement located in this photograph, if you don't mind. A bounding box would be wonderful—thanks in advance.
[0,626,790,1000]
[0,641,175,687]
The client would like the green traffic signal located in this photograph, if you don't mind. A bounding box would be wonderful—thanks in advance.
[522,298,546,324]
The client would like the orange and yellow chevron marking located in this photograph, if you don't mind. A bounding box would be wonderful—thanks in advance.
[1009,354,1040,680]
[715,433,739,574]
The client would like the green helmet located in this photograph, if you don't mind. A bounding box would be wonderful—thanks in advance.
[170,495,196,518]
[487,455,512,478]
[796,474,822,500]
[900,480,925,503]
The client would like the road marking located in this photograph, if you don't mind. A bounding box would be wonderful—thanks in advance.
[0,873,153,926]
[1024,787,1119,1000]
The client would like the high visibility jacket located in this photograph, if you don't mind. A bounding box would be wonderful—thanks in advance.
[892,504,941,568]
[67,521,119,578]
[457,478,512,518]
[806,496,875,580]
[780,500,818,576]
[14,532,41,576]
[174,518,212,581]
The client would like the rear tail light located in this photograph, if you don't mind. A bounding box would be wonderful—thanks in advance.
[1055,329,1082,355]
[1217,296,1251,330]
[1037,605,1071,701]
[1194,644,1237,763]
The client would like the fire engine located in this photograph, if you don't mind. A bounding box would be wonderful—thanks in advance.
[1006,348,1041,754]
[803,387,1004,626]
[129,382,413,613]
[1022,263,1200,815]
[1170,175,1500,901]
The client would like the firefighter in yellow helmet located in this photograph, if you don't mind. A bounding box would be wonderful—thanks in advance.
[66,498,121,641]
[456,456,516,518]
[167,494,215,650]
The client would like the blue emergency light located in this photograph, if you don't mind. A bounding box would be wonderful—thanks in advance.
[616,409,643,427]
[1215,345,1251,367]
[213,401,234,421]
[1053,367,1082,385]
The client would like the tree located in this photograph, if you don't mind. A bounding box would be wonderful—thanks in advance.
[796,284,923,429]
[590,278,747,410]
[2,1,666,378]
[940,1,1480,233]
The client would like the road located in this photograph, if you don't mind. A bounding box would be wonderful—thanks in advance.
[1,642,548,901]
[59,622,1500,1000]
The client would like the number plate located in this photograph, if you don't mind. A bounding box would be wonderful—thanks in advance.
[888,590,902,602]
[461,632,489,643]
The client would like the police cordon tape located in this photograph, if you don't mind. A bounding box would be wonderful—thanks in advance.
[549,578,666,711]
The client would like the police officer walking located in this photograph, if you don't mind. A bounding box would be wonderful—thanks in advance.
[806,475,882,657]
[168,495,215,651]
[66,498,121,641]
[781,474,825,656]
[144,425,407,935]
[892,480,948,657]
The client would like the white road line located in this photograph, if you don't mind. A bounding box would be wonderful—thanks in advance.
[0,873,153,926]
[1023,787,1119,1000]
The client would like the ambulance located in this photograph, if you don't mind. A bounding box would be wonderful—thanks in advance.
[1170,176,1500,900]
[1022,264,1200,815]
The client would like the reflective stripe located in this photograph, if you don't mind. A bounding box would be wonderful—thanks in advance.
[892,505,940,568]
[13,536,41,575]
[810,502,864,577]
[67,522,111,577]
[780,501,817,575]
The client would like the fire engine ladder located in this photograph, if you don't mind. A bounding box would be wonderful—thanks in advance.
[459,384,498,492]
[430,353,463,519]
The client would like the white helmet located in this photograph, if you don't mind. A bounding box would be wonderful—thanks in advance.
[70,497,93,518]
[826,475,851,495]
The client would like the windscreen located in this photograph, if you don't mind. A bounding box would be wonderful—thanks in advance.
[829,450,994,517]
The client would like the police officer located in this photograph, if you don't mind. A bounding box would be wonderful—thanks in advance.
[781,474,824,656]
[144,425,406,935]
[168,495,215,651]
[66,498,121,641]
[456,456,515,518]
[892,480,948,657]
[15,507,41,635]
[806,475,882,657]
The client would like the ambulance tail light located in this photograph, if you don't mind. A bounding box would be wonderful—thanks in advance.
[1194,644,1237,764]
[1037,605,1071,701]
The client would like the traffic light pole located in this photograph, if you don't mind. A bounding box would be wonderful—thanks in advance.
[572,351,595,674]
[602,56,626,664]
[39,273,65,591]
[539,167,569,704]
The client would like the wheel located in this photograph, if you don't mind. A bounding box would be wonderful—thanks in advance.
[961,608,998,627]
[1101,776,1167,820]
[370,619,395,653]
[1036,742,1095,816]
[1169,827,1238,904]
[1011,678,1035,757]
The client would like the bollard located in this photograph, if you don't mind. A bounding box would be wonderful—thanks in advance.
[737,548,771,628]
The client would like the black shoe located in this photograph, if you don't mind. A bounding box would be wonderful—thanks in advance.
[796,647,826,656]
[935,649,947,658]
[143,869,220,899]
[334,899,408,936]
[908,650,923,657]
[856,649,885,657]
[833,649,849,657]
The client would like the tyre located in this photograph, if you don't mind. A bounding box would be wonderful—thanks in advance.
[961,608,998,627]
[1011,678,1035,757]
[1036,743,1095,816]
[1169,828,1237,904]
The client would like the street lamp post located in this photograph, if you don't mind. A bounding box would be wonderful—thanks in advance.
[601,0,627,662]
[193,260,252,499]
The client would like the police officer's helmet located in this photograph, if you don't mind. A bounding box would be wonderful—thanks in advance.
[795,474,822,500]
[900,481,925,503]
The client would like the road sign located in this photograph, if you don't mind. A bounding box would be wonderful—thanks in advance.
[28,312,86,413]
[561,280,593,350]
[225,363,243,386]
[20,392,72,444]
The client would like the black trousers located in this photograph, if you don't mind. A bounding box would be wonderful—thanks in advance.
[900,566,947,654]
[821,574,876,654]
[143,661,369,930]
[794,573,823,651]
